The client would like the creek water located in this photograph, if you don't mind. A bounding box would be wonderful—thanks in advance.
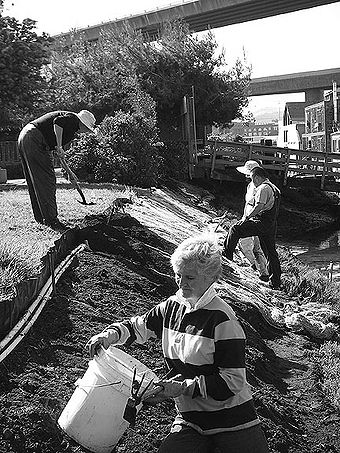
[281,229,340,283]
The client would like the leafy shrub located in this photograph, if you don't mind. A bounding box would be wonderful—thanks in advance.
[156,141,188,181]
[65,134,125,183]
[66,111,162,187]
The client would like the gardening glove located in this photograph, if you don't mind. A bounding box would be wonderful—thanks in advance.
[157,374,188,397]
[87,328,120,358]
[56,146,65,159]
[141,384,167,405]
[94,127,103,139]
[143,374,190,405]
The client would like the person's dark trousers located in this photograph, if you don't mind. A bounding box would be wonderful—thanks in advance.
[257,230,281,288]
[18,124,58,225]
[224,219,281,287]
[158,424,269,453]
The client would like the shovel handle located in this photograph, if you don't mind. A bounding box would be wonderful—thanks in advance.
[60,157,87,204]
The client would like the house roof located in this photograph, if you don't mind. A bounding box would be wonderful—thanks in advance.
[284,102,306,122]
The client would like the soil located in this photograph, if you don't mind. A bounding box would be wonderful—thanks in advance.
[0,183,340,453]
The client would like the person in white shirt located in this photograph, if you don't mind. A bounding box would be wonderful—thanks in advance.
[224,165,281,290]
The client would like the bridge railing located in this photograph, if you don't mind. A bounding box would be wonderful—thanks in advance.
[193,140,340,189]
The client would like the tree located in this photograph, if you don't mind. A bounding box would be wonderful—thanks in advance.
[0,14,52,130]
[136,21,251,130]
[48,20,251,132]
[46,31,156,123]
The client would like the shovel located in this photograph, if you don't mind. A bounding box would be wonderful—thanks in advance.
[59,157,96,205]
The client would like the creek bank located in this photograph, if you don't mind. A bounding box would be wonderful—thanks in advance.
[186,179,340,239]
[1,202,339,453]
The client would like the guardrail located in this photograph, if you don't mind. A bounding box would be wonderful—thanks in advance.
[193,140,340,189]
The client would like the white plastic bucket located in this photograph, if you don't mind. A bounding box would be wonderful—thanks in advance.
[58,347,158,453]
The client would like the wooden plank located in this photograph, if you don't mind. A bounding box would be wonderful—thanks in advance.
[214,149,247,158]
[289,158,326,166]
[261,164,286,171]
[254,155,287,163]
[288,168,327,176]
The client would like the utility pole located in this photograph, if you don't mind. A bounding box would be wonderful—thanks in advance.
[191,86,198,164]
[333,81,338,126]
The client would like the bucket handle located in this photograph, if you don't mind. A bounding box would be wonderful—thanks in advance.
[96,346,155,391]
[93,346,131,376]
[100,346,152,381]
[75,378,122,389]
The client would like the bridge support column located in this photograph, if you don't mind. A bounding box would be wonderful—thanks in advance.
[305,88,324,105]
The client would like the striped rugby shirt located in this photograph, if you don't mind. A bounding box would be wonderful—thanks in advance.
[106,285,259,434]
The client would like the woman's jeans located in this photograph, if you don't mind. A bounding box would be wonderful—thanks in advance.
[224,219,281,288]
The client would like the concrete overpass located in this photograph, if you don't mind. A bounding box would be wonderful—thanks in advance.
[249,67,340,104]
[53,0,339,45]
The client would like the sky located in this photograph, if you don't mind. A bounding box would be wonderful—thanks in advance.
[3,0,340,122]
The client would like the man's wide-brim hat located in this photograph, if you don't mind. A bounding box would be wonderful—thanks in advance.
[77,110,96,132]
[236,160,260,175]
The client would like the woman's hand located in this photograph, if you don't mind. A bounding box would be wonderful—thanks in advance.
[87,329,120,358]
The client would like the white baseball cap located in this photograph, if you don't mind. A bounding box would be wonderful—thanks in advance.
[77,110,96,131]
[236,160,260,175]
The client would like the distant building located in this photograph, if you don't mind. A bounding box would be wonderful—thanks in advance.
[331,131,340,153]
[242,122,278,145]
[211,121,278,144]
[277,102,306,149]
[302,88,340,153]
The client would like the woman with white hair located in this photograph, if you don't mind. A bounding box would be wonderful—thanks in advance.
[88,234,269,453]
[18,109,96,230]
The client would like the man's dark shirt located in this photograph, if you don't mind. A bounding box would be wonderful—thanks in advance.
[31,111,80,149]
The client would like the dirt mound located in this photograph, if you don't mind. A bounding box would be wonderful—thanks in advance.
[0,211,339,453]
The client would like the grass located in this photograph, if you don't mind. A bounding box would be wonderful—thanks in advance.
[280,247,340,307]
[0,237,45,301]
[0,184,134,301]
[315,341,340,410]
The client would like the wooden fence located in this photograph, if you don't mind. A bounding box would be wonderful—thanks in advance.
[0,141,20,166]
[0,141,60,172]
[192,140,340,190]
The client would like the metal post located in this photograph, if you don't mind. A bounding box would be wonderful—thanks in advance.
[210,140,217,179]
[48,249,56,296]
[333,81,338,126]
[328,262,334,282]
[191,86,198,164]
[321,150,328,190]
[283,149,291,186]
